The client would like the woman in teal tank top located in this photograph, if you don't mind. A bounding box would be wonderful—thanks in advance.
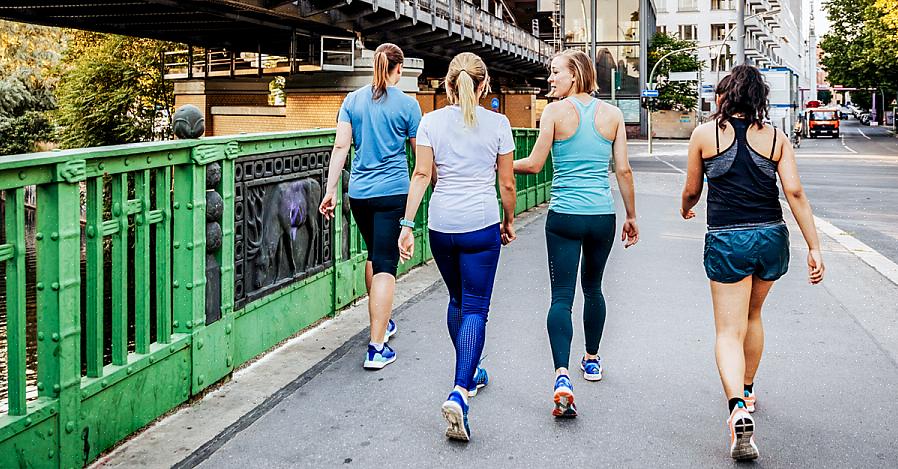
[514,49,639,418]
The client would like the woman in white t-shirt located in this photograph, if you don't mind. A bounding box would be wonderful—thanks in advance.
[398,52,517,442]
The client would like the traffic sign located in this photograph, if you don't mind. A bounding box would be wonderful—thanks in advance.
[641,89,659,98]
[491,97,500,111]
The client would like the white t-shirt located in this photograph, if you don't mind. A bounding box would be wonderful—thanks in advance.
[416,105,515,233]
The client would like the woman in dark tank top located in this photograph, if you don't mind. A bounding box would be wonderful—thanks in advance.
[680,65,825,462]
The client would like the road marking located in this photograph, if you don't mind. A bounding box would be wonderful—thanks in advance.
[812,216,898,286]
[840,134,858,153]
[652,151,898,286]
[653,154,686,173]
[857,128,872,140]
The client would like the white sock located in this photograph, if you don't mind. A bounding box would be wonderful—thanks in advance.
[369,341,384,351]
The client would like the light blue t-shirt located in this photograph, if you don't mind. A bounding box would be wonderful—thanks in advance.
[338,85,422,199]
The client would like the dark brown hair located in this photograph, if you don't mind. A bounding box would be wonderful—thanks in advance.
[712,64,769,129]
[372,43,404,101]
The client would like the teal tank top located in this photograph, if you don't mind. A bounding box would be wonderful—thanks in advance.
[549,98,615,215]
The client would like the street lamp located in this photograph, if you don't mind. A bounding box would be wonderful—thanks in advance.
[645,10,781,154]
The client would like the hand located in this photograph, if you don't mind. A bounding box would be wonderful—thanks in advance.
[680,208,696,220]
[621,218,639,248]
[807,249,825,284]
[319,191,337,220]
[398,227,415,263]
[501,220,516,245]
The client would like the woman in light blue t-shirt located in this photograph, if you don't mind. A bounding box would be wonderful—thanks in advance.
[399,52,517,442]
[320,43,422,370]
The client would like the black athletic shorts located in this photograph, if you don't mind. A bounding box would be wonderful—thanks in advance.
[349,194,407,276]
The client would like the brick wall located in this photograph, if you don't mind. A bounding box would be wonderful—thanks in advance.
[284,93,346,130]
[175,93,269,136]
[213,115,285,136]
[417,92,537,128]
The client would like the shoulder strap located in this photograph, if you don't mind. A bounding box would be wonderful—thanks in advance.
[715,120,721,155]
[770,126,778,160]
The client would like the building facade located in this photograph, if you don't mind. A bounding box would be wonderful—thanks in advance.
[655,0,805,83]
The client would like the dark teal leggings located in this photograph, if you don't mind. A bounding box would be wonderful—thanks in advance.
[545,211,615,370]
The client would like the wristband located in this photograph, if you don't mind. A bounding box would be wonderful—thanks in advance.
[399,218,416,229]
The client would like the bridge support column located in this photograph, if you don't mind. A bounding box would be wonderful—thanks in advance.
[173,79,273,136]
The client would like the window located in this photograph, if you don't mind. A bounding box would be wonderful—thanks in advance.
[619,0,639,41]
[711,24,726,41]
[711,45,733,72]
[711,0,734,10]
[657,25,668,35]
[678,0,698,11]
[678,24,698,41]
[562,0,640,43]
[595,45,640,96]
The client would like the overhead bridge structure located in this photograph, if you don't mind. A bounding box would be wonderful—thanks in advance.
[1,0,554,76]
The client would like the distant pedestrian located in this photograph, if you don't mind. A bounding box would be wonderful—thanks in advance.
[681,65,825,461]
[398,52,517,441]
[320,43,422,370]
[514,49,639,418]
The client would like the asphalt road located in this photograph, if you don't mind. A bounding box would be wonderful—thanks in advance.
[190,174,898,468]
[631,119,898,263]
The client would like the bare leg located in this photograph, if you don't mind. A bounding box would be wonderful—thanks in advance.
[744,276,775,386]
[368,272,396,344]
[711,276,753,400]
[364,261,373,293]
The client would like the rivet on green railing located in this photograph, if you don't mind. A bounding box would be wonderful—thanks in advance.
[112,203,121,216]
[186,320,193,328]
[25,418,32,426]
[51,333,60,342]
[36,282,44,290]
[124,158,130,166]
[197,375,204,385]
[173,241,181,248]
[197,339,204,350]
[37,382,44,391]
[172,280,179,288]
[173,202,180,209]
[47,449,54,459]
[52,384,60,393]
[226,356,233,367]
[186,203,193,210]
[51,282,59,291]
[147,156,153,164]
[35,232,43,240]
[86,226,96,238]
[127,367,134,375]
[18,171,26,180]
[65,421,75,433]
[186,243,193,251]
[225,324,232,334]
[168,152,174,160]
[186,283,193,290]
[50,232,58,241]
[173,320,180,328]
[98,163,105,170]
[37,332,44,341]
[100,380,108,388]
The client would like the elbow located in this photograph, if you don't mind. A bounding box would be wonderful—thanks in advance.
[615,166,633,179]
[332,142,350,154]
[784,187,806,201]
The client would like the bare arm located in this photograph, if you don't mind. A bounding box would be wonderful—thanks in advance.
[777,129,824,284]
[681,126,705,218]
[514,106,554,174]
[497,151,517,244]
[611,110,638,248]
[398,144,434,261]
[319,121,352,219]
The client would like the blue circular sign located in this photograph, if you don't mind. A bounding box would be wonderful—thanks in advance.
[491,97,500,111]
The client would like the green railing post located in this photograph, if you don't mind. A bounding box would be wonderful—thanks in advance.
[172,163,206,335]
[36,159,86,467]
[4,188,27,416]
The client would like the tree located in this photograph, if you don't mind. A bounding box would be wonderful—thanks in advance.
[817,90,833,105]
[647,32,703,112]
[0,20,66,155]
[820,0,897,94]
[55,32,174,149]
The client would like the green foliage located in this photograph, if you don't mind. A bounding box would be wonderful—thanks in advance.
[820,0,898,94]
[55,33,174,149]
[0,20,66,155]
[647,32,703,111]
[817,90,833,105]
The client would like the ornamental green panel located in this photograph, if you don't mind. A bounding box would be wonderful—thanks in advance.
[110,174,129,365]
[84,178,104,377]
[155,167,173,343]
[134,170,152,354]
[0,413,59,468]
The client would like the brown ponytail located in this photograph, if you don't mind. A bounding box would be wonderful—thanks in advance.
[372,43,404,101]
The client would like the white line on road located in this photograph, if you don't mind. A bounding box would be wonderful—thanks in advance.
[857,127,872,140]
[650,151,898,286]
[840,134,858,154]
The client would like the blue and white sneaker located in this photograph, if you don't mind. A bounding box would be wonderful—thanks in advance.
[580,356,603,381]
[441,390,471,441]
[362,343,396,369]
[467,366,489,397]
[552,375,577,418]
[383,319,397,343]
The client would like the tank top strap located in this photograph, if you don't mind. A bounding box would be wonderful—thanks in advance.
[568,97,598,134]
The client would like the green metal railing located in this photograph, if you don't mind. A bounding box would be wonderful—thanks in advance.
[0,127,549,468]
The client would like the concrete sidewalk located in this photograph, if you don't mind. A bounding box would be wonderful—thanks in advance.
[105,172,898,468]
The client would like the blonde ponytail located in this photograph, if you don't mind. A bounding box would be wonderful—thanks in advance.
[371,43,404,101]
[456,70,478,127]
[445,52,490,128]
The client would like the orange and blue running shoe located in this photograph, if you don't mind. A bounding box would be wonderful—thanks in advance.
[744,389,756,413]
[552,375,577,418]
[727,402,759,460]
